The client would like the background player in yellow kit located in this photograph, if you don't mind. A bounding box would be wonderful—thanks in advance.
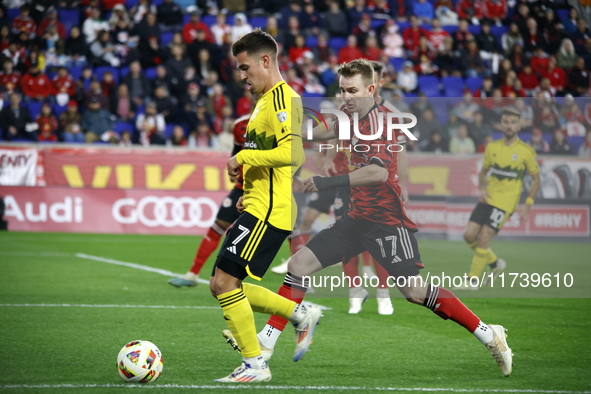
[458,108,541,289]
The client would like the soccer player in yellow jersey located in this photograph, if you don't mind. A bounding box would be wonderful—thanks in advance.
[208,29,323,383]
[459,108,541,289]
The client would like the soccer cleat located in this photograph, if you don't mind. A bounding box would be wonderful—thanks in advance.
[271,258,289,275]
[167,272,198,287]
[293,305,323,362]
[486,324,513,377]
[376,288,394,315]
[483,259,507,287]
[348,287,369,314]
[214,361,271,383]
[222,330,274,362]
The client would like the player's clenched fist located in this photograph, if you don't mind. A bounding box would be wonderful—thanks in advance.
[227,155,241,177]
[302,177,320,193]
[236,196,245,213]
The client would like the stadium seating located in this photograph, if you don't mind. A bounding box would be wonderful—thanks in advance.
[305,36,318,48]
[442,76,464,97]
[114,121,134,135]
[465,76,484,93]
[95,66,120,85]
[250,16,268,28]
[53,103,68,117]
[58,9,80,36]
[160,32,174,46]
[567,136,585,153]
[145,68,158,80]
[389,57,405,72]
[417,75,440,97]
[328,37,347,53]
[165,124,176,138]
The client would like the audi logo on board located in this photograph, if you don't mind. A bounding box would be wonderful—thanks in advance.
[112,196,218,228]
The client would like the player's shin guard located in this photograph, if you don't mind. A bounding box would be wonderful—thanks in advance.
[190,225,223,275]
[217,288,260,358]
[342,255,360,287]
[468,247,489,278]
[423,285,480,333]
[242,283,297,318]
[266,272,308,331]
[289,230,310,255]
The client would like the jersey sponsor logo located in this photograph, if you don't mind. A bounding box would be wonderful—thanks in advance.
[490,165,524,180]
[277,111,288,123]
[244,141,258,149]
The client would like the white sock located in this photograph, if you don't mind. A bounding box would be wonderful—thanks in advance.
[288,303,308,325]
[257,324,283,350]
[473,321,494,345]
[243,354,267,370]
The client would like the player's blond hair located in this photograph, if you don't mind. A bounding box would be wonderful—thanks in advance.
[338,59,375,88]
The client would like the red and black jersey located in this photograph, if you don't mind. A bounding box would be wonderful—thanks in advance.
[232,114,249,190]
[52,75,76,97]
[12,16,37,36]
[0,71,21,92]
[334,104,416,230]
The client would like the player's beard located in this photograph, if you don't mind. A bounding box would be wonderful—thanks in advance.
[503,130,517,140]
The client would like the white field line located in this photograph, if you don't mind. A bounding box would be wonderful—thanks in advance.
[75,253,332,311]
[0,384,588,393]
[0,304,219,309]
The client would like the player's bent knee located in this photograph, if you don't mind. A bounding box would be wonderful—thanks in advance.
[463,231,477,244]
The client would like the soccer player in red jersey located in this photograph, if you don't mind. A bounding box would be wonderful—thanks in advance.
[224,59,514,377]
[168,115,249,287]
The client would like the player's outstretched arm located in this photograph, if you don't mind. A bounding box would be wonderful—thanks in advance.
[302,164,388,193]
[519,172,540,223]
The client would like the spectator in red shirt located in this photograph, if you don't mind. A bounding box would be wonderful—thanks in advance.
[500,70,525,97]
[20,65,54,102]
[11,5,36,40]
[289,34,311,64]
[0,58,21,94]
[541,56,566,95]
[457,0,483,23]
[182,9,214,45]
[235,88,253,117]
[364,36,383,61]
[52,67,76,99]
[428,18,450,51]
[102,0,126,11]
[518,64,539,95]
[530,47,549,76]
[337,35,365,64]
[483,0,507,26]
[402,15,427,54]
[37,8,66,40]
[36,102,58,142]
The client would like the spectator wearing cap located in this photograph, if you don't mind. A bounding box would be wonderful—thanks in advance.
[130,0,157,25]
[324,0,348,38]
[0,58,21,94]
[211,12,232,46]
[64,26,87,68]
[300,1,323,38]
[109,4,133,33]
[397,61,418,94]
[37,7,66,40]
[337,35,365,64]
[20,65,54,102]
[83,7,109,44]
[483,0,507,26]
[231,13,253,42]
[414,0,434,24]
[110,84,137,122]
[11,5,36,39]
[0,92,34,141]
[122,61,151,107]
[136,101,165,146]
[456,0,483,24]
[157,0,183,32]
[403,15,427,54]
[182,8,214,45]
[81,96,115,143]
[528,128,550,154]
[60,100,84,143]
[550,129,573,155]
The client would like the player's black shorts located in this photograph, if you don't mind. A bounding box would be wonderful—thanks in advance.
[469,203,509,232]
[213,212,290,280]
[307,188,337,214]
[333,187,351,217]
[216,187,243,224]
[306,215,424,278]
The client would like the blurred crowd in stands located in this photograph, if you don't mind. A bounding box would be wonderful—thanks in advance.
[0,0,590,157]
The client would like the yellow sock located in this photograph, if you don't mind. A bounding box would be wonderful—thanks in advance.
[217,288,260,358]
[484,248,497,265]
[468,241,478,250]
[242,283,296,318]
[468,247,489,278]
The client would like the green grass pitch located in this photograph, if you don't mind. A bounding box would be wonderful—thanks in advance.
[1,232,590,393]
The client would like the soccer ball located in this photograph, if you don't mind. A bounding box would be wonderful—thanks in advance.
[116,340,163,384]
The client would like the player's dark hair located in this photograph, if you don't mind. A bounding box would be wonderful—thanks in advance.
[501,108,521,119]
[231,29,278,60]
[338,58,374,87]
[368,60,384,77]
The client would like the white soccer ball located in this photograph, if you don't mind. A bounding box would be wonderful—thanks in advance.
[116,340,163,384]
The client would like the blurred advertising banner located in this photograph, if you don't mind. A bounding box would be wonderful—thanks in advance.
[0,149,38,186]
[0,187,226,235]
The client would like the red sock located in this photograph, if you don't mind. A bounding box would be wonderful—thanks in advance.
[267,279,306,331]
[289,233,310,255]
[342,255,360,288]
[373,259,390,288]
[425,286,480,333]
[362,251,372,267]
[189,227,222,275]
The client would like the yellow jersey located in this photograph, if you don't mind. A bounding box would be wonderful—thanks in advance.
[483,138,540,214]
[236,81,305,231]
